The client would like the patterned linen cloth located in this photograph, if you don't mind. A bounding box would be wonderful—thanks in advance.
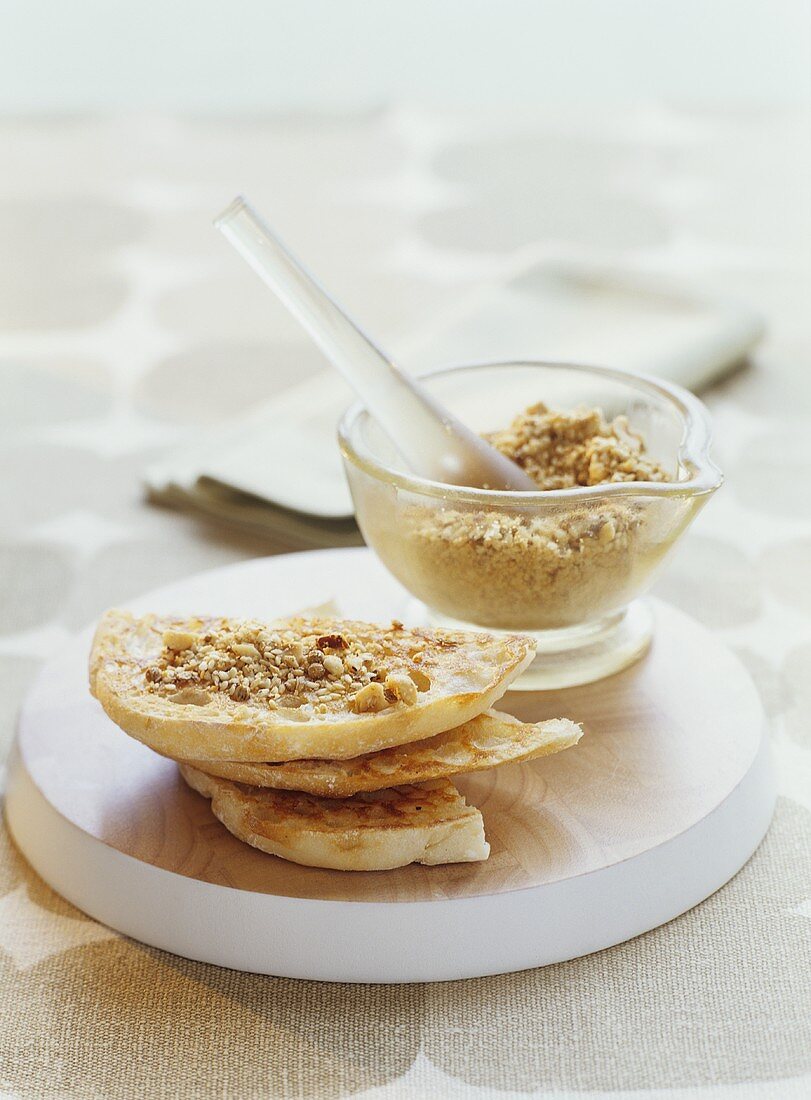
[0,109,809,1099]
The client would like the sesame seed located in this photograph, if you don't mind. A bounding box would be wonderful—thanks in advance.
[143,618,438,715]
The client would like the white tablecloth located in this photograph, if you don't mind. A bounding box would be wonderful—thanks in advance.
[0,107,809,1099]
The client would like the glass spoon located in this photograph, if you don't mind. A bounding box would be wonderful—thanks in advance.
[214,195,536,491]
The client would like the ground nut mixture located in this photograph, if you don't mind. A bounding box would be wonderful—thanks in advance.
[485,403,668,489]
[392,405,674,630]
[143,618,435,715]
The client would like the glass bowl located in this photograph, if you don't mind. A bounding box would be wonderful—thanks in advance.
[338,361,723,688]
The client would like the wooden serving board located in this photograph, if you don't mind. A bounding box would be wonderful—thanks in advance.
[5,549,775,981]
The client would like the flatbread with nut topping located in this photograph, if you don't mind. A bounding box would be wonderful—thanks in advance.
[179,764,489,870]
[90,610,535,762]
[186,712,582,797]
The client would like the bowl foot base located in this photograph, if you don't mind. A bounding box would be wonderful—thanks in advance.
[412,599,654,690]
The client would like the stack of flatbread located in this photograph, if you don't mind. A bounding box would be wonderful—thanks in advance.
[90,610,582,871]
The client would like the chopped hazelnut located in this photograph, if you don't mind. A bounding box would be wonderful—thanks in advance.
[351,682,389,713]
[163,630,199,651]
[323,654,344,677]
[384,671,418,706]
[408,667,432,693]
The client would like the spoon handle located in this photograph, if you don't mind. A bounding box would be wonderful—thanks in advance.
[215,196,535,490]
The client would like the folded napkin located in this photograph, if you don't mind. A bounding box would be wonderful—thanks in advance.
[145,262,763,545]
[147,376,360,547]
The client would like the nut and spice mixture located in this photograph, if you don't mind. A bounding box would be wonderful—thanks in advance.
[485,403,669,489]
[143,618,435,715]
[385,404,675,631]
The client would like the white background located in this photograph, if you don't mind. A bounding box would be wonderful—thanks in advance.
[0,0,809,111]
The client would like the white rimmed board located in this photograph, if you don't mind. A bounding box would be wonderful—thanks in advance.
[5,548,774,982]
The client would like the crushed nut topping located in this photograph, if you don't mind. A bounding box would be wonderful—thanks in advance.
[143,618,437,714]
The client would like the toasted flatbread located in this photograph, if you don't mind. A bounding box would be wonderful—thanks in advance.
[90,610,534,762]
[186,712,582,797]
[179,764,489,870]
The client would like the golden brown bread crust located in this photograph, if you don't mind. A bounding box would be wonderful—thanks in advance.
[179,764,490,870]
[184,712,582,796]
[89,610,535,761]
